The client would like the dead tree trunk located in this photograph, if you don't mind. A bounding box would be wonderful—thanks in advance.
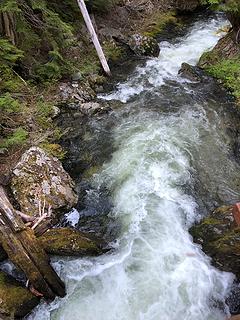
[76,0,111,76]
[0,186,66,300]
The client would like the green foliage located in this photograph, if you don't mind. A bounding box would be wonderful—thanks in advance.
[201,0,240,12]
[0,93,21,113]
[143,11,178,37]
[0,0,20,12]
[35,101,55,128]
[34,50,72,82]
[0,39,24,91]
[39,143,66,159]
[0,127,28,149]
[0,39,23,64]
[206,57,240,98]
[103,40,123,61]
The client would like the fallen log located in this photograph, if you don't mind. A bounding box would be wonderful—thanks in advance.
[0,186,66,300]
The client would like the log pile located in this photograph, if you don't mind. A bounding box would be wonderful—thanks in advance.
[0,186,66,300]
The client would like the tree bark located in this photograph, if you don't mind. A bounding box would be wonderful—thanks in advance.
[76,0,111,76]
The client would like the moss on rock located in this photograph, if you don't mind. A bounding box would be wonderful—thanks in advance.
[40,227,104,256]
[190,205,240,279]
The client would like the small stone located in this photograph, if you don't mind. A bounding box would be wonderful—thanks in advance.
[71,71,82,82]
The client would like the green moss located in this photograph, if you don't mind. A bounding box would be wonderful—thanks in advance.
[206,57,240,99]
[103,40,123,62]
[0,271,39,317]
[143,11,178,37]
[0,93,21,113]
[201,217,221,225]
[82,165,101,179]
[40,143,66,159]
[0,127,28,150]
[40,228,102,256]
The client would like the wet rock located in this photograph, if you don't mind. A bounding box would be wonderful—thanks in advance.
[11,147,78,218]
[59,81,96,103]
[198,32,240,68]
[174,0,200,12]
[190,205,240,279]
[179,63,205,82]
[226,282,240,315]
[230,315,240,320]
[71,71,82,82]
[127,34,160,57]
[39,227,105,256]
[0,271,39,319]
[114,33,160,57]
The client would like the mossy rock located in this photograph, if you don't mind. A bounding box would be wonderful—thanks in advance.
[0,271,39,319]
[127,34,160,57]
[11,147,78,217]
[39,228,105,256]
[190,205,240,279]
[198,32,240,69]
[143,11,178,38]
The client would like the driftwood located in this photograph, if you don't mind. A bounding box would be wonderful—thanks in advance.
[0,186,66,300]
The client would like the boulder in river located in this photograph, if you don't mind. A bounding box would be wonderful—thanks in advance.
[127,34,160,57]
[11,147,78,218]
[179,62,205,82]
[40,228,105,256]
[190,205,240,279]
[114,33,160,57]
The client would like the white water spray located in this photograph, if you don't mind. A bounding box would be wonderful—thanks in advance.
[99,17,227,102]
[30,15,235,320]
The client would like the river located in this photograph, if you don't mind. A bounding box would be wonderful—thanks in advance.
[30,13,240,320]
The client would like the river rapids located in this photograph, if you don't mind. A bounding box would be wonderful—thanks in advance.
[30,14,240,320]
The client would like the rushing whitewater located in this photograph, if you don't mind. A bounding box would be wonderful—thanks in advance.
[30,14,238,320]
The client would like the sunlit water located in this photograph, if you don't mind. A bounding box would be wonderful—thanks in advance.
[30,14,240,320]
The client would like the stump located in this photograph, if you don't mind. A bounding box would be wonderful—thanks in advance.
[0,186,66,300]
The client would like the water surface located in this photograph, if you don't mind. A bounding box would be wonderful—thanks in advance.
[30,14,240,320]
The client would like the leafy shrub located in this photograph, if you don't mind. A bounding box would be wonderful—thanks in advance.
[207,57,240,98]
[0,93,21,113]
[0,127,28,150]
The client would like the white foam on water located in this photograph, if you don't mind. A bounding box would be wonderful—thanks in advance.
[29,15,234,320]
[99,17,228,103]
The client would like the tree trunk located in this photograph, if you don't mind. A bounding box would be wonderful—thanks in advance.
[0,12,17,44]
